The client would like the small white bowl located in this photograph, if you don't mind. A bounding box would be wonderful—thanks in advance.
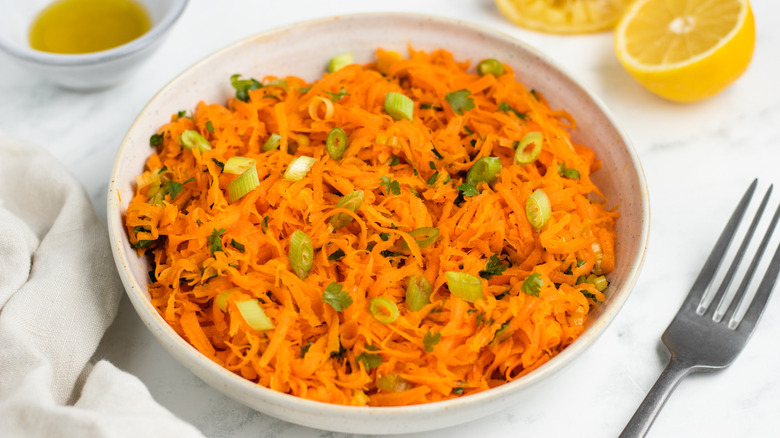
[108,13,650,434]
[0,0,188,90]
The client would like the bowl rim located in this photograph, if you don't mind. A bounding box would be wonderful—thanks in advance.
[107,11,650,430]
[0,0,189,66]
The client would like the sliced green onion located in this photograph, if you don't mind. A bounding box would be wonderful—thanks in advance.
[466,157,502,187]
[445,271,483,303]
[401,227,440,251]
[215,288,239,312]
[592,242,604,275]
[329,190,364,230]
[235,299,275,330]
[227,165,259,203]
[180,129,212,152]
[262,133,282,152]
[223,156,256,175]
[514,131,543,165]
[376,374,414,392]
[265,79,288,90]
[526,189,551,230]
[369,297,399,324]
[289,230,314,280]
[585,274,608,292]
[326,127,348,160]
[284,156,317,182]
[406,274,432,311]
[328,52,354,73]
[477,58,505,77]
[384,92,414,121]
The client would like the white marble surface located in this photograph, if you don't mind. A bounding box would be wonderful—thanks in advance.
[1,1,779,437]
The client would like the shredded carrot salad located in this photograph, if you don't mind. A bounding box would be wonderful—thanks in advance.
[125,48,618,406]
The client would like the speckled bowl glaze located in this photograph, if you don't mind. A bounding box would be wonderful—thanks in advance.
[0,0,188,90]
[107,13,650,434]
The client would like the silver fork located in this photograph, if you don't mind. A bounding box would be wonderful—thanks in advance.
[620,179,780,438]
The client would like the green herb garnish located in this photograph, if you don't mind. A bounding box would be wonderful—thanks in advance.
[322,282,353,312]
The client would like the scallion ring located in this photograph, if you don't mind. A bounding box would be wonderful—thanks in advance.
[406,274,433,311]
[223,156,256,175]
[585,274,609,292]
[526,189,551,230]
[477,58,505,77]
[329,190,364,230]
[284,156,317,182]
[235,299,275,330]
[328,52,354,73]
[514,131,543,165]
[384,92,414,121]
[262,133,281,152]
[227,165,260,203]
[326,127,348,159]
[289,230,314,280]
[401,227,440,251]
[369,297,399,324]
[445,271,483,303]
[180,129,212,152]
[466,156,502,187]
[215,288,239,312]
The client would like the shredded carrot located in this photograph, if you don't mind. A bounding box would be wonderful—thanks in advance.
[125,47,619,406]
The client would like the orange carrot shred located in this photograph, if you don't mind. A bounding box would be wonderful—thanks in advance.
[125,47,619,406]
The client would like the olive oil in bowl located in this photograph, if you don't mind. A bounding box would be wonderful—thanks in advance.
[29,0,151,54]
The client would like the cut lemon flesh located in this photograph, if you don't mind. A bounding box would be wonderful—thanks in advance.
[496,0,635,34]
[615,0,755,102]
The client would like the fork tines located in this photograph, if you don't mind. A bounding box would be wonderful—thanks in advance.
[686,179,780,330]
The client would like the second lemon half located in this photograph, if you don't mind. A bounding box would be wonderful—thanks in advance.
[615,0,755,103]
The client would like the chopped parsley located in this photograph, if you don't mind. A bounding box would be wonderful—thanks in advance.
[322,282,353,311]
[420,103,443,111]
[356,352,383,370]
[531,89,540,100]
[230,239,245,253]
[423,330,441,353]
[325,86,349,102]
[205,121,214,133]
[431,145,444,159]
[479,254,509,280]
[426,171,439,186]
[389,155,400,166]
[261,216,269,234]
[522,273,543,297]
[497,102,527,120]
[558,162,580,179]
[211,158,225,171]
[207,228,226,255]
[581,290,601,301]
[177,110,187,118]
[445,89,475,115]
[299,342,313,358]
[379,232,391,241]
[328,249,346,261]
[458,182,479,197]
[230,74,262,102]
[452,387,465,395]
[380,175,401,195]
[131,240,156,249]
[149,133,164,147]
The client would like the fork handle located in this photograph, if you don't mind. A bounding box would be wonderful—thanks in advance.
[619,357,694,438]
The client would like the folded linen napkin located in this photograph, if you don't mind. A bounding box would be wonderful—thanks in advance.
[0,132,204,438]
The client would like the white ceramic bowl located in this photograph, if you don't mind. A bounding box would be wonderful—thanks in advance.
[107,13,650,435]
[0,0,188,90]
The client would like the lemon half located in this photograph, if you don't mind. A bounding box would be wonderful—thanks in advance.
[496,0,635,34]
[615,0,755,102]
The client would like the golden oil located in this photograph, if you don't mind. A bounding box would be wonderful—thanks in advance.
[29,0,151,54]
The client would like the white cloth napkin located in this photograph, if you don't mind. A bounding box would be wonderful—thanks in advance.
[0,132,204,438]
